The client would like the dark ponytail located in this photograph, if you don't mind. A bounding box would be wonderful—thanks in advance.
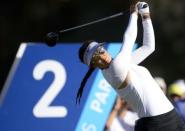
[76,67,95,104]
[76,40,95,104]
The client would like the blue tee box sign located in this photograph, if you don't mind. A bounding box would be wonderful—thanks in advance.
[0,43,120,131]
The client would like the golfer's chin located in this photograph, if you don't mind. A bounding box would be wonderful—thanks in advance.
[98,62,110,69]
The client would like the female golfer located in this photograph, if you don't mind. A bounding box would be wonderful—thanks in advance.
[77,2,185,131]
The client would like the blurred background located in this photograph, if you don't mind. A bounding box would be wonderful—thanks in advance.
[0,0,185,92]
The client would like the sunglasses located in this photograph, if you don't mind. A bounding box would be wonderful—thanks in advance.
[94,46,106,56]
[91,46,106,65]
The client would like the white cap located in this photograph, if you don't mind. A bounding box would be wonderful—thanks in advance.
[83,41,100,66]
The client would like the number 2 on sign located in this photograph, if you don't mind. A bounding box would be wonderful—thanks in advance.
[33,60,67,118]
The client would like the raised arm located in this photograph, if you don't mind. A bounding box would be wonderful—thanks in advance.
[131,2,155,64]
[118,4,138,58]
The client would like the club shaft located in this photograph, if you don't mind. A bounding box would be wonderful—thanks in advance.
[59,10,129,33]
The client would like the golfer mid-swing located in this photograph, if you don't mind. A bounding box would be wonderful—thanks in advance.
[77,2,185,131]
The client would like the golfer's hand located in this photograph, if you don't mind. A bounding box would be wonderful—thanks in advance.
[130,2,139,14]
[137,2,150,19]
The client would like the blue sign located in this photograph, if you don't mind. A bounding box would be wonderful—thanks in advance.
[0,43,86,131]
[0,43,122,131]
[75,43,120,131]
